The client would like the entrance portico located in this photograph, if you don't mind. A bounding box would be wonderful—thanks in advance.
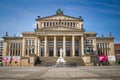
[36,35,84,57]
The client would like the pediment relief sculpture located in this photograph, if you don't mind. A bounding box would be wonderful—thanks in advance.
[40,26,82,32]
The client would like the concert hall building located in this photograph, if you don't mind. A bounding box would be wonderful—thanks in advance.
[2,9,115,66]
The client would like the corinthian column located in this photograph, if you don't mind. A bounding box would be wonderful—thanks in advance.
[35,37,38,55]
[63,36,66,57]
[44,36,47,57]
[54,36,57,57]
[81,36,84,56]
[38,38,40,57]
[72,35,75,56]
[22,38,25,57]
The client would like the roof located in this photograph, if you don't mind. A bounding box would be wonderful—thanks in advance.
[36,9,83,21]
[114,44,120,50]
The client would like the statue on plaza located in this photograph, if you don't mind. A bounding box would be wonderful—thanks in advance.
[56,48,66,67]
[59,48,63,58]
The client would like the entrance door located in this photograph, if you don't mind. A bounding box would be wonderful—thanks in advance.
[41,47,44,56]
[49,47,53,56]
[66,47,70,56]
[75,47,79,56]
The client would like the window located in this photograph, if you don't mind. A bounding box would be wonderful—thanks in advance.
[31,48,34,54]
[26,40,28,46]
[68,22,69,26]
[75,47,79,56]
[73,22,75,27]
[71,22,72,27]
[66,40,70,46]
[46,22,48,27]
[56,22,58,25]
[62,22,64,25]
[58,40,62,46]
[65,22,66,25]
[32,40,34,46]
[53,22,55,26]
[44,22,46,27]
[41,40,45,46]
[75,40,79,46]
[41,47,44,56]
[26,40,34,46]
[49,40,54,46]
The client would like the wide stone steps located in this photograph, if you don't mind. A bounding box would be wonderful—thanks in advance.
[38,57,85,66]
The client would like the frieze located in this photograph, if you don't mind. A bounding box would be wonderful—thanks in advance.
[36,31,83,36]
[40,26,82,31]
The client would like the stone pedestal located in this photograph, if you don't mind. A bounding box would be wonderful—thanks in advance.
[55,57,66,67]
[82,56,91,66]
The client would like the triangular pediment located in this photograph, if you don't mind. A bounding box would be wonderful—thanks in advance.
[39,15,81,21]
[40,26,82,32]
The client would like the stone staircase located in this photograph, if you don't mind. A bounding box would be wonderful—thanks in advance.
[64,57,85,66]
[39,57,85,66]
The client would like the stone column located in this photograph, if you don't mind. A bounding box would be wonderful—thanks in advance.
[35,37,38,55]
[38,38,40,57]
[81,36,84,56]
[54,36,57,57]
[79,37,81,56]
[22,38,25,57]
[44,36,47,57]
[72,35,75,56]
[63,36,66,57]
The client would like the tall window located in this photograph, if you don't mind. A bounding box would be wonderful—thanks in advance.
[75,47,79,56]
[26,40,34,46]
[75,40,79,46]
[41,47,44,56]
[44,22,46,27]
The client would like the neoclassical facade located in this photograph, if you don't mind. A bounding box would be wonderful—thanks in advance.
[2,9,115,66]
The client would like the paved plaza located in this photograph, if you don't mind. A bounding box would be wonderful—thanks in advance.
[0,66,120,80]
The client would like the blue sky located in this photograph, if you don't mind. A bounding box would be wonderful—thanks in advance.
[0,0,120,43]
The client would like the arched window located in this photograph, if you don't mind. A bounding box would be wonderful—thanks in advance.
[71,22,72,27]
[50,22,52,26]
[47,22,49,27]
[44,22,46,27]
[53,22,55,26]
[62,22,64,26]
[73,22,75,27]
[56,22,58,26]
[65,22,66,25]
[68,22,69,26]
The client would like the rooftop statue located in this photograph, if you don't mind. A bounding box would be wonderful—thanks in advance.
[56,8,63,15]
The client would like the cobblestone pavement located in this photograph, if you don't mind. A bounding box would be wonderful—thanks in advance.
[0,66,120,80]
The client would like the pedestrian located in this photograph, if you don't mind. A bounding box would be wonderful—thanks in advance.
[118,60,120,66]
